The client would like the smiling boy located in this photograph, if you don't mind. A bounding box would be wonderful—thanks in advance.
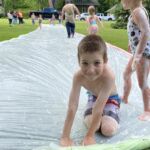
[60,35,121,146]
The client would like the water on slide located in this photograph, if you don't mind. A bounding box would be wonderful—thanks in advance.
[0,25,150,150]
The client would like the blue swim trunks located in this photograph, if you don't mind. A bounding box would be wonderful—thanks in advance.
[84,92,121,123]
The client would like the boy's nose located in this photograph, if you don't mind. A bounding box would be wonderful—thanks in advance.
[87,66,95,74]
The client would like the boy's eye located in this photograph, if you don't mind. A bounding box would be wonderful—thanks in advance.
[94,61,100,66]
[82,62,88,66]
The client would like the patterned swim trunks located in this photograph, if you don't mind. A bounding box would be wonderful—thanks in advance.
[84,92,121,123]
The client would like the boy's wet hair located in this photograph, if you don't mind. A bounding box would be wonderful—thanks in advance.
[88,6,95,15]
[78,35,108,63]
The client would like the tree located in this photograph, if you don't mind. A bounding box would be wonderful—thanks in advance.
[111,3,129,29]
[54,0,65,10]
[144,0,150,14]
[37,0,48,9]
[0,0,5,17]
[48,0,53,7]
[3,0,13,12]
[98,0,118,13]
[112,0,150,29]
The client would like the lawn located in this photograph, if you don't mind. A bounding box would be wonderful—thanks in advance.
[0,19,128,50]
[75,21,128,50]
[0,19,38,42]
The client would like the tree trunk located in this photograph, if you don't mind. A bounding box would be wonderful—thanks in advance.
[48,0,53,8]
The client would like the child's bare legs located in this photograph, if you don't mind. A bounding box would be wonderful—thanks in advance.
[84,115,118,137]
[39,23,42,29]
[136,57,150,121]
[89,28,98,35]
[122,57,133,103]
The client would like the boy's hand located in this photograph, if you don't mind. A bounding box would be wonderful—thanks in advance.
[82,136,96,146]
[60,137,74,147]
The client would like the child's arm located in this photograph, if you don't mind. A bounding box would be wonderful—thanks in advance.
[61,7,65,22]
[60,73,81,147]
[83,76,114,145]
[96,16,103,28]
[86,17,90,33]
[128,44,131,53]
[73,4,80,16]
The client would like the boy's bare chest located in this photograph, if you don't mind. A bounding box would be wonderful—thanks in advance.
[82,80,104,96]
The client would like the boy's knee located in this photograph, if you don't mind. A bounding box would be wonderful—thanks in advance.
[101,116,118,137]
[101,124,117,137]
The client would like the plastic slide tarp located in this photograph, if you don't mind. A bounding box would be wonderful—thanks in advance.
[0,25,150,150]
[33,138,150,150]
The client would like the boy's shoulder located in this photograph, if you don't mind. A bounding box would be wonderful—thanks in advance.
[102,65,115,81]
[74,66,115,82]
[73,70,83,80]
[72,70,84,86]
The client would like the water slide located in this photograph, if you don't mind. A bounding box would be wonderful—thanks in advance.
[0,25,150,150]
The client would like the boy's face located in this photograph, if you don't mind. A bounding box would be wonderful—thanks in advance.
[79,51,105,81]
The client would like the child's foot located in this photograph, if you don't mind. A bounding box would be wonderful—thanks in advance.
[138,111,150,121]
[121,96,128,104]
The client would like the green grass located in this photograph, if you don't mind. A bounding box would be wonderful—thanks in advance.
[0,19,38,41]
[0,19,128,50]
[76,21,128,50]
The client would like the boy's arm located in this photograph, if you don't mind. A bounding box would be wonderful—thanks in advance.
[83,76,114,145]
[60,73,81,146]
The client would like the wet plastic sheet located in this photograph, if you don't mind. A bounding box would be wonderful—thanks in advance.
[0,25,150,150]
[33,137,150,150]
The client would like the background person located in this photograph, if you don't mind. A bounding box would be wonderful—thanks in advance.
[7,11,13,26]
[31,13,36,25]
[62,0,80,38]
[121,0,150,121]
[38,14,43,29]
[87,6,103,35]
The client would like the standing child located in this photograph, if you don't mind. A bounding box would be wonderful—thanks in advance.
[121,0,150,121]
[87,6,103,35]
[58,12,62,24]
[50,14,55,25]
[7,11,13,26]
[60,35,121,146]
[38,15,43,29]
[31,13,36,25]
